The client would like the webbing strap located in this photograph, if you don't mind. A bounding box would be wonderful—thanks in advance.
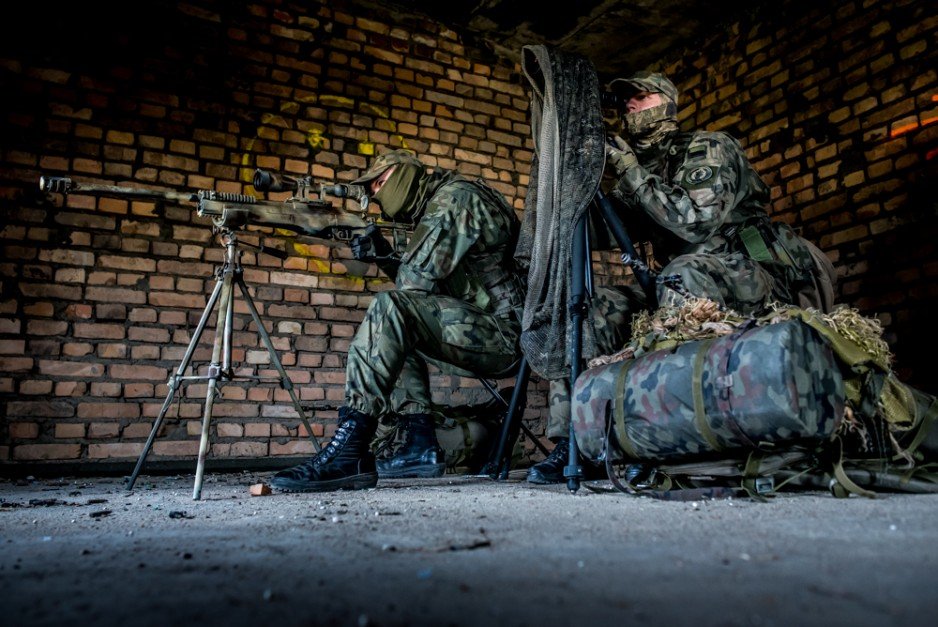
[832,437,877,499]
[613,359,641,460]
[692,338,724,453]
[896,393,938,461]
[739,225,774,263]
[741,451,772,502]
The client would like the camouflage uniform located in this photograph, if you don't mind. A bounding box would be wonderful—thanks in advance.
[345,175,524,419]
[607,72,835,315]
[545,285,643,439]
[545,72,835,443]
[611,130,834,314]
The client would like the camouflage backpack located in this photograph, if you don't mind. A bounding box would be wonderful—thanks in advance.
[373,391,518,474]
[572,300,938,500]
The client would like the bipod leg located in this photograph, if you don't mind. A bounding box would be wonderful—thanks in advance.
[236,276,321,453]
[564,213,591,493]
[126,274,226,491]
[192,265,235,500]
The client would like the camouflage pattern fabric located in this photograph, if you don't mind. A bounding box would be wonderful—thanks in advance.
[547,285,643,439]
[345,176,523,418]
[611,130,835,314]
[572,319,845,462]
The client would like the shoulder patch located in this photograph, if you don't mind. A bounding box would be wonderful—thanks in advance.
[683,164,721,189]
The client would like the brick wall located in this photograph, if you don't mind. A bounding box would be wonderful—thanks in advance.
[0,0,540,466]
[1,0,936,468]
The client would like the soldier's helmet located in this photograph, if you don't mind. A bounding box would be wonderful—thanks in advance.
[351,149,423,185]
[610,71,679,108]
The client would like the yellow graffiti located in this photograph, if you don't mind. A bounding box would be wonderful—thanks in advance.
[319,94,355,108]
[306,127,326,150]
[360,102,389,118]
[307,259,331,273]
[234,87,397,262]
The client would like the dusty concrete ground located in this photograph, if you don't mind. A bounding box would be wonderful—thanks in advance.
[1,470,937,627]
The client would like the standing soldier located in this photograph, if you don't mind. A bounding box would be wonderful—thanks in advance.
[271,150,525,492]
[527,71,837,484]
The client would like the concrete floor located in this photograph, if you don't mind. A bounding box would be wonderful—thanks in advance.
[1,471,937,627]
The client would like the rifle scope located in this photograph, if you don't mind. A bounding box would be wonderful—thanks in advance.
[253,169,301,193]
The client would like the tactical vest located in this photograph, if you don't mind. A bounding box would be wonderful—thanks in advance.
[652,131,824,306]
[441,179,525,320]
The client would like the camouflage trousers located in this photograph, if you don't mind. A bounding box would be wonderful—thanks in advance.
[345,289,520,419]
[657,252,780,314]
[547,285,643,439]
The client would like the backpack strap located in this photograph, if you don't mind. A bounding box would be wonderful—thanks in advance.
[692,338,725,453]
[613,358,641,460]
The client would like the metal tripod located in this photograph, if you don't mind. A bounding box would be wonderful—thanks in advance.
[482,190,657,486]
[563,189,659,492]
[126,229,321,500]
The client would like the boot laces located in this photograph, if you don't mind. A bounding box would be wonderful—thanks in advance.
[547,439,569,462]
[311,420,356,468]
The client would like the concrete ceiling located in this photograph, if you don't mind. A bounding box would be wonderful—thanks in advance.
[379,0,768,80]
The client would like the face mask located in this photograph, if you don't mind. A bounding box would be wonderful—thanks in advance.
[372,163,424,218]
[624,101,679,148]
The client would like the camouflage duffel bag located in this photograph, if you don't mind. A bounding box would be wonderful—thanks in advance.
[572,319,846,463]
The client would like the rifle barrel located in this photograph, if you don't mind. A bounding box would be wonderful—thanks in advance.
[39,176,197,204]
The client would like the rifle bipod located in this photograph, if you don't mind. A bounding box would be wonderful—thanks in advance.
[126,230,321,500]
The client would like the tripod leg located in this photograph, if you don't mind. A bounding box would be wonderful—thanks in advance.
[481,358,531,479]
[192,268,234,500]
[236,277,321,453]
[126,275,226,490]
[478,372,547,458]
[564,213,590,493]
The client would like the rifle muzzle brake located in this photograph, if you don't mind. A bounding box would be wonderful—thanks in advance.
[39,176,73,194]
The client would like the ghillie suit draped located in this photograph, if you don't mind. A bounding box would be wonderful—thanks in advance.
[515,44,606,380]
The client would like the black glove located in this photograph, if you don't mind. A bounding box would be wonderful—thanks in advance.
[350,224,394,263]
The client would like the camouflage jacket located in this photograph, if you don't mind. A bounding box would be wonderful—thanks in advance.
[396,173,524,318]
[611,130,771,258]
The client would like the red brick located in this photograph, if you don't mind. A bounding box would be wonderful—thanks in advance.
[13,444,82,460]
[78,402,141,419]
[55,423,87,438]
[88,422,121,438]
[109,364,169,380]
[7,400,75,418]
[0,357,33,371]
[152,440,200,457]
[9,422,40,439]
[19,380,53,394]
[88,442,143,458]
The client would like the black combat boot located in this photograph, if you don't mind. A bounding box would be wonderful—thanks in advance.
[377,414,445,478]
[526,438,570,484]
[270,407,378,492]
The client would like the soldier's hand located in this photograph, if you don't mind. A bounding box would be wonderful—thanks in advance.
[605,135,638,176]
[350,224,393,263]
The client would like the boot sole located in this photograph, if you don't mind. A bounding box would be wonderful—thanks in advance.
[377,463,445,479]
[526,469,564,485]
[271,472,378,493]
